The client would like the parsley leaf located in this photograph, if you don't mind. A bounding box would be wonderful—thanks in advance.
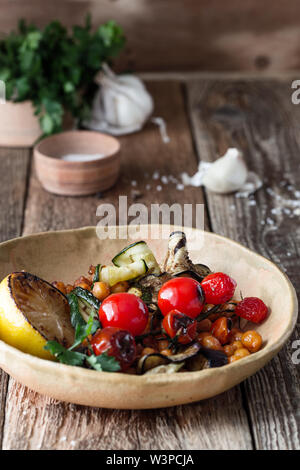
[44,341,86,366]
[67,292,86,329]
[70,312,99,350]
[86,352,121,372]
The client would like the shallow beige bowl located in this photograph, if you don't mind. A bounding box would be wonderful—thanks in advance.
[34,131,120,196]
[0,226,297,409]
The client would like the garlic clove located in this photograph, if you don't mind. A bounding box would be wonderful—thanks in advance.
[202,148,248,194]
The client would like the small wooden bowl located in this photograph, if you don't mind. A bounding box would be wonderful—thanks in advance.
[34,131,120,196]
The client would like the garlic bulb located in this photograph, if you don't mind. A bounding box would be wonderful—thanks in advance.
[202,148,248,194]
[181,147,262,196]
[84,64,154,135]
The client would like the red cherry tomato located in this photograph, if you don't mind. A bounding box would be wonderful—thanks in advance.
[235,297,268,323]
[201,272,236,305]
[158,277,204,319]
[162,310,197,344]
[91,326,136,371]
[210,316,232,345]
[99,293,149,336]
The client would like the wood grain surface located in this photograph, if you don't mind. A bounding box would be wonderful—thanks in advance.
[0,148,31,447]
[186,79,300,449]
[0,78,299,449]
[1,0,300,73]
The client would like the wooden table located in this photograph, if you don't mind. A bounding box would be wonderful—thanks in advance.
[0,77,299,450]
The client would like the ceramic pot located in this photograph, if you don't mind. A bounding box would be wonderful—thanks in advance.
[0,101,42,147]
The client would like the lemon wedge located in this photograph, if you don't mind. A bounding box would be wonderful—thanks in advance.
[0,272,74,360]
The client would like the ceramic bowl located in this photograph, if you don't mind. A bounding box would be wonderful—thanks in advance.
[34,131,120,196]
[0,101,42,147]
[0,225,297,409]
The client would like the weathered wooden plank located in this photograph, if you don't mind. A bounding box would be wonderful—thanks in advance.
[2,82,252,450]
[187,79,300,449]
[2,0,300,73]
[0,147,31,447]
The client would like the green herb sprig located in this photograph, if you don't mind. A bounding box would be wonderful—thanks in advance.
[0,16,125,136]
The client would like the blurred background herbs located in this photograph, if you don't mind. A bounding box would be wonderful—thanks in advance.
[0,16,125,135]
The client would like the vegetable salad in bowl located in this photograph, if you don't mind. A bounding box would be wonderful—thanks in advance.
[0,232,269,375]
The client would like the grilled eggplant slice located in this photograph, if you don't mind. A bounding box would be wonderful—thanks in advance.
[145,363,184,375]
[161,232,212,279]
[134,272,172,303]
[137,342,202,374]
[201,347,228,367]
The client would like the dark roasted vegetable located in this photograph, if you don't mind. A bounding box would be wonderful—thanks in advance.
[134,272,172,304]
[137,342,202,374]
[201,347,228,367]
[161,232,212,280]
[145,363,184,375]
[72,286,101,311]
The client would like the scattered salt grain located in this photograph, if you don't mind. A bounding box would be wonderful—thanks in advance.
[161,175,168,184]
[248,199,256,206]
[176,183,184,191]
[146,184,151,190]
[156,185,162,191]
[153,171,160,180]
[131,180,137,187]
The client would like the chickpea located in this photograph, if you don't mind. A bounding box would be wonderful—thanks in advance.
[141,347,156,356]
[111,281,129,293]
[66,284,74,294]
[74,276,92,289]
[233,348,251,359]
[228,355,239,364]
[92,281,110,301]
[241,330,262,353]
[200,335,223,351]
[197,319,212,332]
[224,344,235,357]
[52,281,66,295]
[160,349,172,356]
[88,265,96,276]
[197,331,211,341]
[232,340,243,352]
[77,282,91,291]
[229,328,243,342]
[158,339,169,351]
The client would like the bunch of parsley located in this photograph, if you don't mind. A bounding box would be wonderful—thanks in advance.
[0,16,125,135]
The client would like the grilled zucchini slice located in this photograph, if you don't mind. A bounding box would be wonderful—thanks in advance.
[100,259,148,286]
[112,241,160,274]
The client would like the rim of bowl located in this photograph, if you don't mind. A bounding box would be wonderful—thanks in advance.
[34,130,120,166]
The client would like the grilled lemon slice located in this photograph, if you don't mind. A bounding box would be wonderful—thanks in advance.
[0,272,74,360]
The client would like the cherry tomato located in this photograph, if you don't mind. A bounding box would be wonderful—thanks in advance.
[201,272,236,304]
[235,297,268,323]
[210,316,232,345]
[91,326,136,371]
[162,310,198,344]
[99,293,149,336]
[158,277,204,319]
